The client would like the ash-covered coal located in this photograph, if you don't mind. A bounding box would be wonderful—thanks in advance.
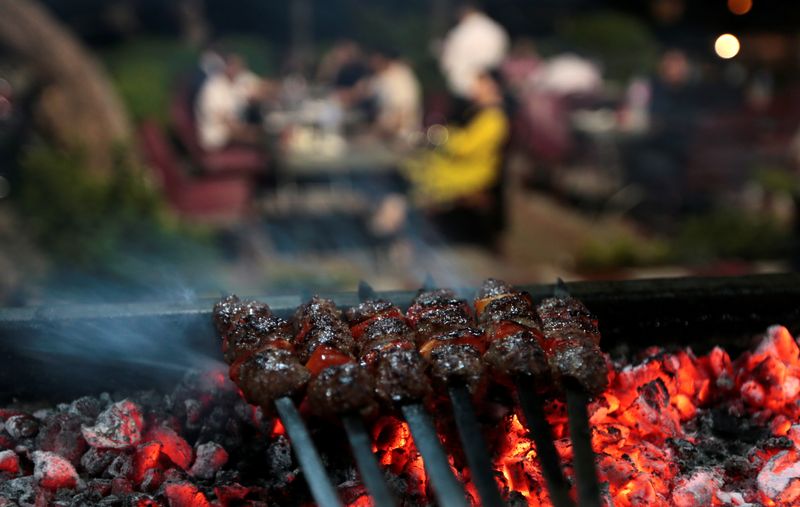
[5,325,800,506]
[0,369,355,506]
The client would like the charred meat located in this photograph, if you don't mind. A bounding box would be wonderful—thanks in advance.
[407,289,484,390]
[474,280,549,381]
[236,347,311,407]
[346,300,430,404]
[536,296,607,395]
[296,297,376,417]
[213,298,310,407]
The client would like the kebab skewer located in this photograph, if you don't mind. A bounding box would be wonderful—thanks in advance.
[214,295,395,507]
[403,286,505,507]
[473,279,575,507]
[536,280,606,507]
[213,296,339,507]
[348,283,470,507]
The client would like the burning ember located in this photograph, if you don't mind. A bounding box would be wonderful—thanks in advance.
[2,325,800,506]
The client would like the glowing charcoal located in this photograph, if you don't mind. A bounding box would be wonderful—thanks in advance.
[214,483,250,505]
[81,400,143,449]
[670,469,722,507]
[31,450,78,490]
[132,442,162,484]
[163,482,212,507]
[143,426,192,470]
[189,442,229,479]
[757,449,800,504]
[0,450,19,474]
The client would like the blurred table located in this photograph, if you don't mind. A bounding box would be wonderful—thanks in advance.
[280,139,402,181]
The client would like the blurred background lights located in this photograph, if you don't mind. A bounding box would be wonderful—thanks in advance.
[715,34,741,59]
[727,0,753,15]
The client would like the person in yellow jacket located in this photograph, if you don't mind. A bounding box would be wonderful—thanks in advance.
[404,70,510,207]
[371,70,510,244]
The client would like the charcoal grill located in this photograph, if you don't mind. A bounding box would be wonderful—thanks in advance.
[1,273,799,506]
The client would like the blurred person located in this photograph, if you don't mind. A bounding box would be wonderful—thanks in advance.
[625,48,696,225]
[369,48,422,142]
[440,2,509,99]
[501,38,542,94]
[195,52,265,151]
[317,40,362,85]
[373,70,511,246]
[187,45,225,114]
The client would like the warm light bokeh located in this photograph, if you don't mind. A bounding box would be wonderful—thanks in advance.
[728,0,753,15]
[715,33,741,59]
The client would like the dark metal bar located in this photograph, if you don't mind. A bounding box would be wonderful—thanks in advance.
[564,381,601,507]
[401,403,469,507]
[448,384,505,507]
[554,278,570,299]
[273,397,343,507]
[5,275,800,402]
[358,280,378,302]
[553,279,602,507]
[342,415,398,507]
[515,376,575,507]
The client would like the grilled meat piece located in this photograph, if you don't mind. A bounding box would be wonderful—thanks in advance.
[537,296,601,344]
[293,295,343,324]
[222,315,294,364]
[292,297,377,417]
[358,317,412,356]
[412,306,472,342]
[306,362,376,417]
[345,299,398,324]
[372,348,431,403]
[408,290,485,390]
[235,348,311,407]
[213,295,272,336]
[428,343,483,387]
[477,293,540,330]
[294,312,355,364]
[537,296,607,395]
[483,325,549,379]
[475,278,514,299]
[543,334,607,394]
[346,300,431,404]
[406,289,472,325]
[474,279,550,382]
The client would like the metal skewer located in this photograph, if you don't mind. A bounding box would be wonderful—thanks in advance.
[341,415,398,507]
[514,375,575,507]
[358,280,469,507]
[448,384,505,507]
[554,278,602,507]
[419,276,504,506]
[564,379,601,507]
[401,403,470,507]
[273,396,343,507]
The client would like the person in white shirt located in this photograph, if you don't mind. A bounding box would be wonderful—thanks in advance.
[369,49,422,141]
[195,53,263,151]
[439,3,510,98]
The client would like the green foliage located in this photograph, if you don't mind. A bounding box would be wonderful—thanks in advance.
[577,232,670,271]
[346,4,443,90]
[557,11,658,82]
[17,144,162,266]
[754,167,799,194]
[216,35,276,76]
[102,36,276,125]
[102,38,197,125]
[578,209,792,271]
[671,210,792,263]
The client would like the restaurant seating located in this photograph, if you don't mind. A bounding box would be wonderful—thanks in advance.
[138,121,252,222]
[169,89,269,177]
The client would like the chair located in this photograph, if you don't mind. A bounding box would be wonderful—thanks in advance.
[138,121,252,222]
[169,88,269,176]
